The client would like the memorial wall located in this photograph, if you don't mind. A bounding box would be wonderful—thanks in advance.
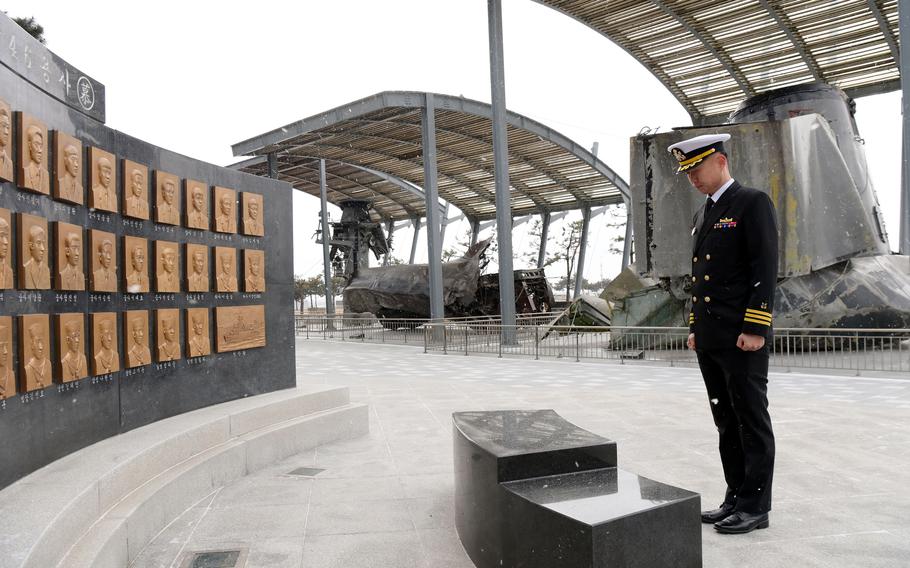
[0,16,295,488]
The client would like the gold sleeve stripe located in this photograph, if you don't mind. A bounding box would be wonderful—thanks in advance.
[743,316,772,326]
[744,311,772,323]
[679,148,716,166]
[745,308,772,318]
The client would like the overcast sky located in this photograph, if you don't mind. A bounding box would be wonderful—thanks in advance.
[7,0,903,284]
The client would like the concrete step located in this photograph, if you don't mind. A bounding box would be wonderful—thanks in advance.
[0,385,368,568]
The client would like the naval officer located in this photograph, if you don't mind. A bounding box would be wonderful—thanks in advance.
[668,133,778,535]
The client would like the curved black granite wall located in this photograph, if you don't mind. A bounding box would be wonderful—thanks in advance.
[0,22,295,489]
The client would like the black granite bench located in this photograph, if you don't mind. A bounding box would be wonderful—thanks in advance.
[453,410,702,568]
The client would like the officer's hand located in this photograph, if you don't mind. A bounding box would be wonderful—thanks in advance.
[737,333,765,351]
[687,333,696,350]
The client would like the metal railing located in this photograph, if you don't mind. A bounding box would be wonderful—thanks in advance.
[294,315,910,375]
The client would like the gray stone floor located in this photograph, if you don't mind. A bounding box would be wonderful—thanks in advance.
[132,338,910,568]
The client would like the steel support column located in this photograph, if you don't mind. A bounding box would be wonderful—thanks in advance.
[901,1,910,254]
[537,212,551,268]
[267,153,278,179]
[573,206,592,299]
[488,0,517,337]
[409,217,422,264]
[318,159,336,321]
[421,94,446,323]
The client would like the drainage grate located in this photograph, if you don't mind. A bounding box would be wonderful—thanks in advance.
[287,466,325,477]
[183,549,244,568]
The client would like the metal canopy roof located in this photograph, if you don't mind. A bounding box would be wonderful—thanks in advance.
[231,91,630,222]
[535,0,901,122]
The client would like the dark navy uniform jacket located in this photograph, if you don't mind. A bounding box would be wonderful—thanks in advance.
[688,181,779,350]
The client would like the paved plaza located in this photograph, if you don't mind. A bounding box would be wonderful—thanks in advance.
[132,338,910,568]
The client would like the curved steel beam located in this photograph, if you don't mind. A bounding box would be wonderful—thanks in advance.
[650,0,754,99]
[231,91,630,199]
[865,0,900,63]
[757,0,825,82]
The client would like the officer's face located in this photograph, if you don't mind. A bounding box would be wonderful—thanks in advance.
[0,115,10,145]
[99,242,113,268]
[193,190,204,211]
[29,229,47,262]
[163,182,175,204]
[685,153,726,196]
[66,328,80,353]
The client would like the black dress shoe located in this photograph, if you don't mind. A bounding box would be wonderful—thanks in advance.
[701,503,735,524]
[714,511,769,534]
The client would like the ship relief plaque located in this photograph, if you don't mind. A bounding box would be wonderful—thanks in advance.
[215,305,265,353]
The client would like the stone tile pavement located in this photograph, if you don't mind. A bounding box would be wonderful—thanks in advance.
[131,338,910,567]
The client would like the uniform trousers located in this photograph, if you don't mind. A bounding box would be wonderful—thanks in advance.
[696,346,775,514]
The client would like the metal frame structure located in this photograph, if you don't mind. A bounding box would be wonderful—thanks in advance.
[530,0,907,251]
[233,89,632,325]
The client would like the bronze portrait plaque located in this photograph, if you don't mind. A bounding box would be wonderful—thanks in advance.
[55,222,85,291]
[124,310,152,368]
[19,213,51,290]
[186,243,209,292]
[56,313,87,383]
[54,131,83,204]
[0,316,16,399]
[241,192,264,236]
[185,179,209,230]
[0,100,12,182]
[124,236,150,294]
[155,170,181,226]
[0,208,13,289]
[186,308,210,357]
[88,147,117,212]
[123,160,150,220]
[156,308,181,362]
[89,229,118,292]
[214,246,238,292]
[244,249,265,292]
[155,240,181,293]
[20,314,51,391]
[18,113,50,195]
[215,305,266,353]
[91,312,119,375]
[213,186,237,233]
